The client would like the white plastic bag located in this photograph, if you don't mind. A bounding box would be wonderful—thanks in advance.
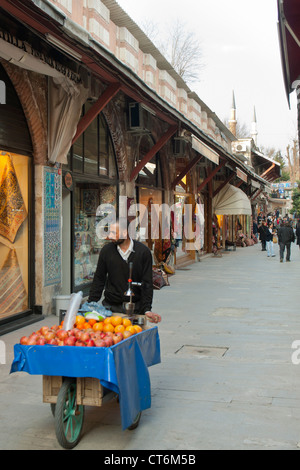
[63,291,83,331]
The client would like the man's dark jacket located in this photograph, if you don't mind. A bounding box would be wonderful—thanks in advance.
[88,240,153,315]
[277,224,295,245]
[258,224,268,241]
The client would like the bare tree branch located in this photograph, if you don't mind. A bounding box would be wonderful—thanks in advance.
[141,18,205,84]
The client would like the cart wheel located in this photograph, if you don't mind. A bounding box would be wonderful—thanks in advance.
[54,378,84,449]
[127,411,142,430]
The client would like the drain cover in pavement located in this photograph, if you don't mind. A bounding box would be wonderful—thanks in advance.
[211,307,249,317]
[175,345,228,358]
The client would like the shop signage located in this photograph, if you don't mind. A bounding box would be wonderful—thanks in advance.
[236,168,248,183]
[0,29,81,83]
[64,171,73,190]
[251,179,261,190]
[191,135,219,165]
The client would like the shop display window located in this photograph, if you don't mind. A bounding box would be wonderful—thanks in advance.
[74,183,117,289]
[0,151,30,319]
[69,109,119,292]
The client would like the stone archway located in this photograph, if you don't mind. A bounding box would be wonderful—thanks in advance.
[0,60,47,165]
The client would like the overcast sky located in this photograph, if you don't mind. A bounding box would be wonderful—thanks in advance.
[117,0,297,156]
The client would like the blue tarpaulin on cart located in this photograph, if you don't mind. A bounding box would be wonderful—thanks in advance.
[10,327,161,430]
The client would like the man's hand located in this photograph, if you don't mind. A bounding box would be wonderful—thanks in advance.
[145,312,161,324]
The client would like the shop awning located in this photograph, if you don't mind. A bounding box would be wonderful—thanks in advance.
[213,184,252,216]
[278,0,300,102]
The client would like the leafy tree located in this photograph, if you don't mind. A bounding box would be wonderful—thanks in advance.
[291,187,300,216]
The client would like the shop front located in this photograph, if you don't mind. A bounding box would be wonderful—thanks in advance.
[62,106,119,298]
[134,134,165,263]
[173,156,196,267]
[213,184,252,248]
[0,63,34,326]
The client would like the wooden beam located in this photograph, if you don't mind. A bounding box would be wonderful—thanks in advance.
[197,160,226,192]
[130,125,178,181]
[171,155,203,188]
[251,189,262,201]
[213,173,235,198]
[260,163,275,179]
[72,82,121,145]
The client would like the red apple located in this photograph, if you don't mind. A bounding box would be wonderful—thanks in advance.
[39,326,50,336]
[75,340,86,347]
[80,332,90,343]
[94,339,106,348]
[115,332,124,340]
[74,330,82,340]
[20,336,29,345]
[64,336,76,346]
[48,338,58,346]
[56,330,68,341]
[44,331,56,343]
[104,337,114,347]
[27,338,37,345]
[36,337,46,345]
[86,339,95,347]
[69,328,80,337]
[113,334,122,345]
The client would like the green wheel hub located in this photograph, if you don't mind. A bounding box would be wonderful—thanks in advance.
[54,379,84,449]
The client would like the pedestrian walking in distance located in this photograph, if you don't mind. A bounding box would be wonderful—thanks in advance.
[296,219,300,250]
[277,220,295,262]
[266,222,276,258]
[258,220,268,252]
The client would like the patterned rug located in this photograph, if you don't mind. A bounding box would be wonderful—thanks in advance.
[0,248,27,318]
[0,153,27,243]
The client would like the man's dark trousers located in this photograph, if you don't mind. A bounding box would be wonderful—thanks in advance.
[280,242,291,261]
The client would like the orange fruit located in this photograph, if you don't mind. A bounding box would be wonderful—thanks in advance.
[83,322,91,330]
[122,318,132,328]
[123,330,133,339]
[77,323,85,330]
[88,319,97,327]
[125,325,136,335]
[93,322,104,332]
[114,324,125,334]
[133,325,143,333]
[103,323,114,333]
[111,316,123,327]
[76,315,85,325]
[104,317,113,324]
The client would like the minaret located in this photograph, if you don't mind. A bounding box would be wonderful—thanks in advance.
[251,106,258,147]
[229,90,237,136]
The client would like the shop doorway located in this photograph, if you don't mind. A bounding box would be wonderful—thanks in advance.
[174,192,195,266]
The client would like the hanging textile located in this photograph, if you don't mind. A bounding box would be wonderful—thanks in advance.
[48,77,89,164]
[0,153,27,243]
[0,248,27,317]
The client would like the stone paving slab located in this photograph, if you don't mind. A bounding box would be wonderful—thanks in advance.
[1,243,300,450]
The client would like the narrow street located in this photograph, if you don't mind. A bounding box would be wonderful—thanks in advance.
[1,243,300,450]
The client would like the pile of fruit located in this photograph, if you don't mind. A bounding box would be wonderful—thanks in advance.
[19,315,143,348]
